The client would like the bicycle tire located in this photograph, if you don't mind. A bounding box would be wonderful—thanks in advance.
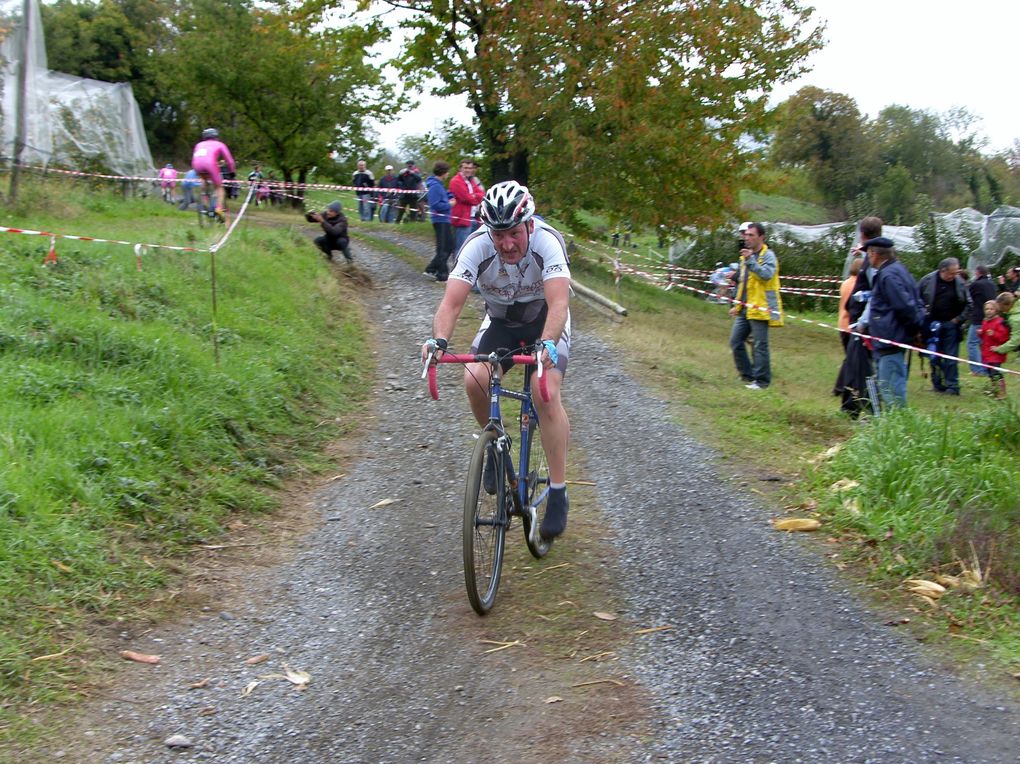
[522,416,552,558]
[463,430,507,615]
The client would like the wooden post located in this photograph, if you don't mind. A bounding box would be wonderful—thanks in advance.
[8,0,32,203]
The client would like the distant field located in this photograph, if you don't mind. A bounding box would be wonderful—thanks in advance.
[739,189,834,225]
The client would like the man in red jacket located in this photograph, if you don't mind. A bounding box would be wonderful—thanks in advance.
[449,159,485,255]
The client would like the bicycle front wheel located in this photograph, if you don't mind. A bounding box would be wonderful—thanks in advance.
[523,417,552,559]
[463,430,508,615]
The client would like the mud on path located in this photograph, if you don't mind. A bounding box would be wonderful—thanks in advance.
[16,228,1020,763]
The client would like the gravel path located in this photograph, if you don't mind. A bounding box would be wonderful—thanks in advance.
[28,229,1019,763]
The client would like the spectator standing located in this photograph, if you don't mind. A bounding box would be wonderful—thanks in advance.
[377,165,399,223]
[728,222,783,390]
[966,264,998,376]
[980,294,1014,399]
[449,158,485,254]
[993,289,1020,355]
[177,168,200,211]
[997,266,1020,294]
[247,163,264,203]
[352,160,375,221]
[838,256,864,350]
[918,258,971,396]
[220,159,238,200]
[306,201,352,263]
[859,237,926,409]
[395,161,422,223]
[423,161,454,281]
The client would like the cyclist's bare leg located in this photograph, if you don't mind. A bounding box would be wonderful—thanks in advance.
[214,184,226,213]
[531,369,568,484]
[463,362,491,427]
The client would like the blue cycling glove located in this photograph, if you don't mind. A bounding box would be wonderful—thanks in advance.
[541,339,558,365]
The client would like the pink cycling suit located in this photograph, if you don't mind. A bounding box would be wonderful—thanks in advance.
[158,167,177,188]
[191,140,235,186]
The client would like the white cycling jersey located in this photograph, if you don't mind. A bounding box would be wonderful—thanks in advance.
[449,219,571,325]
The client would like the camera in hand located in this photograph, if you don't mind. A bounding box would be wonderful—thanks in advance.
[736,240,746,253]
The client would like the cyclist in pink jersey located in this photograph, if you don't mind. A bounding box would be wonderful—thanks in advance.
[191,128,236,215]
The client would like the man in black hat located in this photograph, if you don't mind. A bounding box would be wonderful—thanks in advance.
[859,237,925,408]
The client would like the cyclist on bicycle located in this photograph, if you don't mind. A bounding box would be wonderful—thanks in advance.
[190,128,236,217]
[423,181,572,541]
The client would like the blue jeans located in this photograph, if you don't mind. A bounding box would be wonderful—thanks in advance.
[966,323,986,375]
[358,197,375,221]
[876,349,908,408]
[929,321,961,393]
[379,200,396,223]
[454,225,471,256]
[729,315,771,386]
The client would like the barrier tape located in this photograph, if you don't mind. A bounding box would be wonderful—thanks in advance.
[576,247,1020,379]
[17,163,424,196]
[0,225,209,253]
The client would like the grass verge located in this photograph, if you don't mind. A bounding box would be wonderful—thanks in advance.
[0,180,371,729]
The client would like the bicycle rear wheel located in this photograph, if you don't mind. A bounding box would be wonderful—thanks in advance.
[463,430,508,615]
[522,417,552,558]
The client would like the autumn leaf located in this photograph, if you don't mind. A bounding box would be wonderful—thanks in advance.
[120,650,160,665]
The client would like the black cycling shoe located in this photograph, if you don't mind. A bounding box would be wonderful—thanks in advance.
[483,449,497,495]
[540,489,568,540]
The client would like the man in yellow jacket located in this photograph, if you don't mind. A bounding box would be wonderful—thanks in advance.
[729,222,783,390]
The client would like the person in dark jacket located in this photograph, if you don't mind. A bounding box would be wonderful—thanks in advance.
[859,237,926,409]
[423,161,454,281]
[377,165,400,223]
[306,201,352,263]
[352,160,375,221]
[395,161,423,223]
[917,257,971,395]
[966,264,998,376]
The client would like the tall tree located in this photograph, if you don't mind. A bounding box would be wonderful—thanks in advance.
[169,0,402,195]
[342,0,821,229]
[769,86,876,210]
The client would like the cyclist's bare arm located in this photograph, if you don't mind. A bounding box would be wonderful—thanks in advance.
[539,278,570,366]
[430,280,473,345]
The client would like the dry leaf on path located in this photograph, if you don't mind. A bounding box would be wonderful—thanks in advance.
[773,518,821,532]
[241,681,260,697]
[370,498,398,508]
[120,650,161,665]
[829,478,859,492]
[245,654,270,665]
[593,611,618,621]
[188,678,210,690]
[545,696,563,704]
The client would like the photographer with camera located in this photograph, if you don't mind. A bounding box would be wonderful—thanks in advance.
[728,222,783,390]
[306,201,352,264]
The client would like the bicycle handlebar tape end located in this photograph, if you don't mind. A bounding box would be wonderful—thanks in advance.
[427,364,439,400]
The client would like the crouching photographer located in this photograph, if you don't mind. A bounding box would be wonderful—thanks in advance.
[306,201,352,263]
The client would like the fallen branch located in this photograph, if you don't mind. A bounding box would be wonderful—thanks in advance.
[571,678,625,688]
[634,625,674,635]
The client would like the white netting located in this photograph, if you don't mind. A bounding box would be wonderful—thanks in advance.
[0,0,154,177]
[0,0,51,166]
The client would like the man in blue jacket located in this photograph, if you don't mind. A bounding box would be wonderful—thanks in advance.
[423,161,454,281]
[859,237,926,409]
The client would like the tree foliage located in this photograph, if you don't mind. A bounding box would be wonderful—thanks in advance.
[348,0,821,230]
[167,0,402,191]
[770,86,876,208]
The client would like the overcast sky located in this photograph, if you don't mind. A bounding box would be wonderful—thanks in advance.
[374,0,1019,155]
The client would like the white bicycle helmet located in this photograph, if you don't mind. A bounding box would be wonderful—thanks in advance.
[479,181,535,230]
[201,127,219,140]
